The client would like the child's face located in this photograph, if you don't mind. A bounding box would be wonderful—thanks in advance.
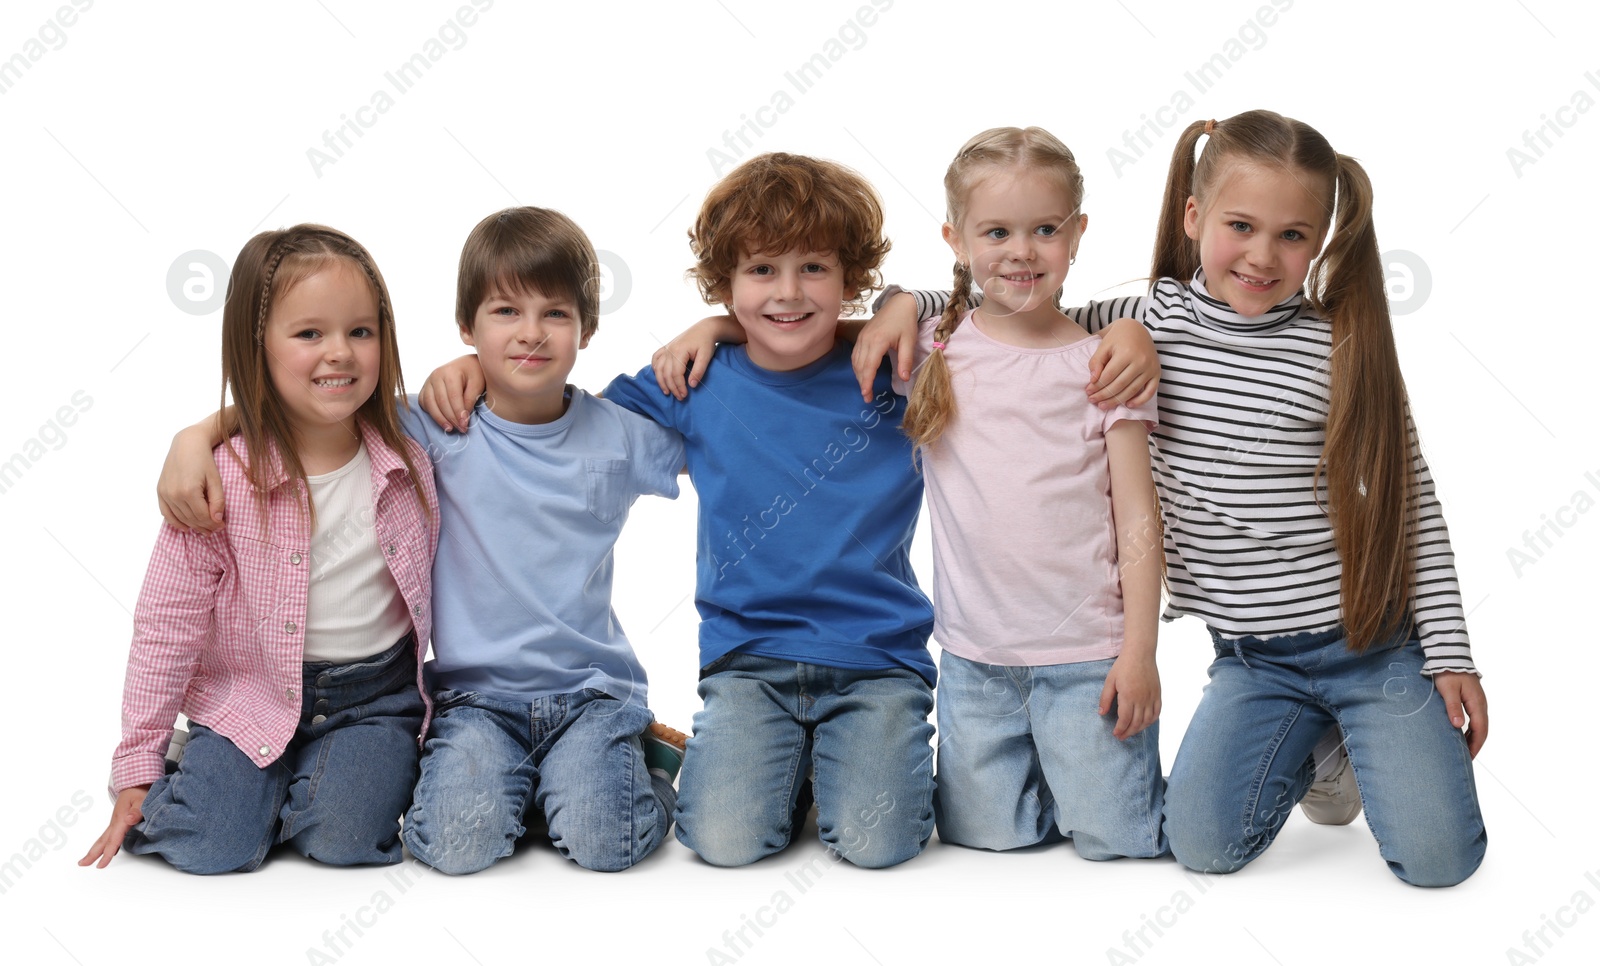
[945,167,1085,325]
[1184,159,1329,318]
[263,260,382,439]
[728,249,845,372]
[461,284,587,423]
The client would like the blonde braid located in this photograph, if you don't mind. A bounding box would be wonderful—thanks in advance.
[901,259,974,455]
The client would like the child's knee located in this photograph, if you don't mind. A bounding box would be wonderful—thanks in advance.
[130,811,274,875]
[286,819,402,867]
[401,788,521,875]
[1164,814,1259,876]
[1385,829,1486,888]
[832,833,926,869]
[401,819,505,875]
[550,800,671,873]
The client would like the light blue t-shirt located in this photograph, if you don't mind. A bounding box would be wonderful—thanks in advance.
[397,389,684,704]
[603,344,935,684]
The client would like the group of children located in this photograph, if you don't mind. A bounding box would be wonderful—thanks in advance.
[81,108,1488,888]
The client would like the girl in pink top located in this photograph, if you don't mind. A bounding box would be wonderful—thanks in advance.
[886,127,1164,857]
[81,225,439,874]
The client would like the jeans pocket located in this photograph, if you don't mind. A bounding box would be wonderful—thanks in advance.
[584,458,630,524]
[430,688,478,712]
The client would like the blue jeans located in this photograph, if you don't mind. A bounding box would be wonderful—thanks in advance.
[402,688,674,874]
[674,653,936,869]
[934,651,1166,858]
[1164,624,1487,887]
[126,634,423,874]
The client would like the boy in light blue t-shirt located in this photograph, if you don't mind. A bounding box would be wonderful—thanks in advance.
[395,207,689,874]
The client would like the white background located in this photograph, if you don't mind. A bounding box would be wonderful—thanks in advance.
[1,1,1594,964]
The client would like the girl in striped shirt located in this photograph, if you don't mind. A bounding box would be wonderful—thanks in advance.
[870,109,1487,886]
[81,225,439,874]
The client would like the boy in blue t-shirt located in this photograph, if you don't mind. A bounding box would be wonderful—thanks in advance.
[159,207,689,874]
[424,154,937,869]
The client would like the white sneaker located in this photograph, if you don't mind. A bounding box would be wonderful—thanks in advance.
[1300,728,1361,825]
[164,725,190,771]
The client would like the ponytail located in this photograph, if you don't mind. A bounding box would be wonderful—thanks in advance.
[1310,154,1414,652]
[1149,120,1209,284]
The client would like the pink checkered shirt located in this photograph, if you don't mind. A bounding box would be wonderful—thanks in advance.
[110,423,440,793]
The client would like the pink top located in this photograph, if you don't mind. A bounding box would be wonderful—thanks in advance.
[894,311,1155,666]
[110,422,439,793]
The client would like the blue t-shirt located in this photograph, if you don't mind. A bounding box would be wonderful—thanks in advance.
[603,343,934,684]
[397,389,684,704]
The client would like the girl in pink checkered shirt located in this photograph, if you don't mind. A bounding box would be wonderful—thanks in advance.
[81,225,440,874]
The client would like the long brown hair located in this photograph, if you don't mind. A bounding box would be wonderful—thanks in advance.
[220,224,431,532]
[901,126,1085,455]
[1150,110,1412,652]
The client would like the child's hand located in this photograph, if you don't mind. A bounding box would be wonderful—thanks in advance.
[418,354,486,433]
[850,293,920,403]
[1099,651,1161,740]
[79,787,150,869]
[1432,671,1489,758]
[158,426,226,533]
[651,315,743,400]
[1088,318,1160,409]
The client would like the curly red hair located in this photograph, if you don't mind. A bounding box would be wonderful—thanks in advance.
[688,152,889,311]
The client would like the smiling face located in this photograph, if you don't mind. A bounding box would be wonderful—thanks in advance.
[1184,159,1330,317]
[462,282,587,424]
[945,166,1085,325]
[728,248,845,371]
[262,259,381,443]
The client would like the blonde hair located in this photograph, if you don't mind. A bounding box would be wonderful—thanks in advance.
[901,126,1085,454]
[221,224,431,533]
[1151,109,1412,652]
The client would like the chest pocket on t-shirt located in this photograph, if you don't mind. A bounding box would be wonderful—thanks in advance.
[584,458,631,524]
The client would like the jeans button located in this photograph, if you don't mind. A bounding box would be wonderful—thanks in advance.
[311,714,326,725]
[315,698,330,711]
[316,675,331,688]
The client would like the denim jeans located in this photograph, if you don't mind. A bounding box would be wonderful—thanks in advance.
[934,651,1166,858]
[674,652,935,869]
[125,633,423,874]
[1164,624,1487,887]
[401,688,674,874]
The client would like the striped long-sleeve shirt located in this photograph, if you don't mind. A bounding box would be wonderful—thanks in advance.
[893,273,1476,675]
